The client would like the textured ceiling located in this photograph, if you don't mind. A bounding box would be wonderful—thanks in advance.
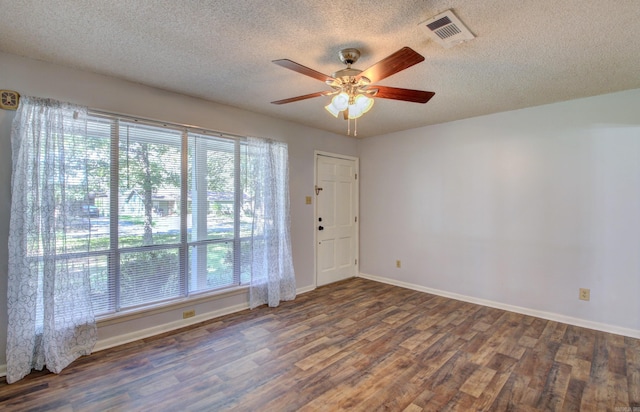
[1,0,639,138]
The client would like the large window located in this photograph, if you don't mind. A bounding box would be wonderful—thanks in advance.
[7,97,294,384]
[75,114,252,316]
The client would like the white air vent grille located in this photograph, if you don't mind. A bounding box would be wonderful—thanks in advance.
[420,10,474,48]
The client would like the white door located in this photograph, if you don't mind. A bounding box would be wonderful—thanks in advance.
[315,153,358,286]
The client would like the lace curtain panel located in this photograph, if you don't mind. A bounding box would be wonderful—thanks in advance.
[7,97,97,384]
[247,137,297,309]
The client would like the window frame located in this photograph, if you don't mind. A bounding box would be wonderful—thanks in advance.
[82,111,251,317]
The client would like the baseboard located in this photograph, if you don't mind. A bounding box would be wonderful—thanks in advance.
[0,303,251,379]
[296,284,316,295]
[93,302,250,353]
[94,282,316,353]
[1,283,318,379]
[358,272,640,339]
[3,276,637,379]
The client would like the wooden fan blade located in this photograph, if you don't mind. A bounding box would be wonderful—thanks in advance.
[271,91,332,105]
[370,85,435,103]
[273,59,336,83]
[356,47,425,83]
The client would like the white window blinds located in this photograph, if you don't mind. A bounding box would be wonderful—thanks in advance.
[81,113,254,315]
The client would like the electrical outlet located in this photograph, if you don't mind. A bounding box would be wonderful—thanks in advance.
[579,288,590,301]
[396,260,401,268]
[305,196,312,205]
[183,309,195,319]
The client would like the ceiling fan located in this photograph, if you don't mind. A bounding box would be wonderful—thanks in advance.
[271,47,435,135]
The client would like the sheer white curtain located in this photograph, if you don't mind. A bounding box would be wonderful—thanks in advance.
[247,137,296,309]
[7,97,97,383]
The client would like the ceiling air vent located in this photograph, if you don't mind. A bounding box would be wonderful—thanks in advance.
[420,10,474,48]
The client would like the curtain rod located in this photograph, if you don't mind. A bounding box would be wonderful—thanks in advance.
[89,108,248,140]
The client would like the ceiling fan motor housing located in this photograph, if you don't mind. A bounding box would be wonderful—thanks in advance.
[338,48,361,66]
[328,49,371,94]
[327,68,372,97]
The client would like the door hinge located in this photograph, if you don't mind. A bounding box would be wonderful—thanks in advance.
[355,259,358,265]
[355,173,358,180]
[355,216,357,223]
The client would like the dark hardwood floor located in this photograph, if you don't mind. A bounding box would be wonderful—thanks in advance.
[1,277,639,411]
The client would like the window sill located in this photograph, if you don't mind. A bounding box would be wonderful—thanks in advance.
[96,285,249,327]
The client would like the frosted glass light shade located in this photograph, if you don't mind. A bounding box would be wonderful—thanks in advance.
[348,95,374,119]
[325,92,350,118]
[332,92,349,111]
[325,92,373,119]
[325,103,340,117]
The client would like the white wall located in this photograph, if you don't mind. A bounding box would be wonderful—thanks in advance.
[358,88,640,336]
[0,52,358,370]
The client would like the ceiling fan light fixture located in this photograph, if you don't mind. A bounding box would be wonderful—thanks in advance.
[324,103,340,117]
[331,92,349,111]
[325,92,350,117]
[355,94,374,112]
[347,95,374,119]
[347,104,362,119]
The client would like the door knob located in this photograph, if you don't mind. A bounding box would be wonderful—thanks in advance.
[318,226,324,231]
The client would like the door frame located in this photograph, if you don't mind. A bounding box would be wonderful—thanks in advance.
[313,150,360,288]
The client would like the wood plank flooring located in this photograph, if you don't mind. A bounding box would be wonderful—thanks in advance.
[1,278,639,411]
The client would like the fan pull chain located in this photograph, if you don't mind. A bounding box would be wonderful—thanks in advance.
[344,116,359,136]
